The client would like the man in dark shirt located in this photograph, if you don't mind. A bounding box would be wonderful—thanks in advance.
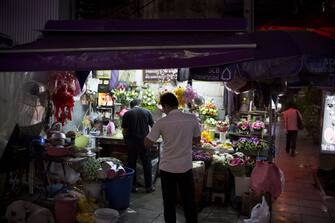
[122,99,155,193]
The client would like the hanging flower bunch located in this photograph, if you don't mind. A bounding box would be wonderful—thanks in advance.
[173,86,186,108]
[251,120,265,131]
[199,100,218,119]
[237,120,251,131]
[49,71,80,125]
[141,88,157,111]
[216,120,229,132]
[183,85,198,105]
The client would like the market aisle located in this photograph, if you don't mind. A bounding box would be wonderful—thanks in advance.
[272,119,334,223]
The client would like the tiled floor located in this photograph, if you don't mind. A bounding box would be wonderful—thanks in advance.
[271,121,335,223]
[119,120,335,222]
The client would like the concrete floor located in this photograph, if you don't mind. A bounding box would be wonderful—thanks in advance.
[118,178,248,223]
[117,119,335,223]
[1,119,334,223]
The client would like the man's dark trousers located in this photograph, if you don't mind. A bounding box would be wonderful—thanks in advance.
[160,169,198,223]
[126,138,152,188]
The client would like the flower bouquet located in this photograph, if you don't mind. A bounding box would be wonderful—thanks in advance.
[126,90,139,103]
[141,88,157,111]
[173,86,186,108]
[228,152,246,177]
[183,85,198,105]
[192,149,213,167]
[201,130,213,143]
[204,117,217,128]
[112,88,129,106]
[237,120,251,134]
[212,153,233,170]
[199,100,218,119]
[251,120,265,133]
[216,120,229,132]
[235,137,268,156]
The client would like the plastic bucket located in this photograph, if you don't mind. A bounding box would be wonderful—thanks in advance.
[94,208,119,223]
[104,167,134,210]
[54,193,78,223]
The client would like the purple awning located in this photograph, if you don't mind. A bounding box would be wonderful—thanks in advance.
[0,20,334,75]
[238,30,335,81]
[0,19,255,71]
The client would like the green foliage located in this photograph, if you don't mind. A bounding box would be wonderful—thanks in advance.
[295,88,322,144]
[81,158,101,182]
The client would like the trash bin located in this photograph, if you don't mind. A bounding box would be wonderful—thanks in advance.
[54,193,78,223]
[104,167,134,210]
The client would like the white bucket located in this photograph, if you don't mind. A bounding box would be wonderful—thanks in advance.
[95,208,119,223]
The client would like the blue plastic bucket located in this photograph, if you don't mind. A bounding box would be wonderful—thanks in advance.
[104,167,134,210]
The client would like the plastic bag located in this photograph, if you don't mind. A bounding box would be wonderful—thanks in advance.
[244,196,270,223]
[49,163,80,184]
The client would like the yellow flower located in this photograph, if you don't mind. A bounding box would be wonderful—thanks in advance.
[173,86,186,108]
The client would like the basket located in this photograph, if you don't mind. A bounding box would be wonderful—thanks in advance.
[229,165,246,177]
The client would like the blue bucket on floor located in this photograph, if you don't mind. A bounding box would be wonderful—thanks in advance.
[104,167,134,210]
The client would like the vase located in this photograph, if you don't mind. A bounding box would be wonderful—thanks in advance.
[219,132,227,142]
[208,127,216,141]
[83,181,102,200]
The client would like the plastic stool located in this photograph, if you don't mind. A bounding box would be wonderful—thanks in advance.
[212,192,225,203]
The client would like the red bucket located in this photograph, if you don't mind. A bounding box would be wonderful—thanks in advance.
[54,193,78,223]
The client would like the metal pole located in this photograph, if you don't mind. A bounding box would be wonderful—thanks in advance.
[244,0,254,33]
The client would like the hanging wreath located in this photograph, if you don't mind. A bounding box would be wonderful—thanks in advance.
[48,71,81,125]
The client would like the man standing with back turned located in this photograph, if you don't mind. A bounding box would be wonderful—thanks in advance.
[122,99,155,193]
[144,92,201,223]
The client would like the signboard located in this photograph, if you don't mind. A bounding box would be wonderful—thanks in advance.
[143,69,178,83]
[321,92,335,154]
[190,65,235,81]
[95,70,112,79]
[304,57,335,74]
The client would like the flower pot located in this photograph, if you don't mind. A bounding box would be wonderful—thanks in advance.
[83,181,102,200]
